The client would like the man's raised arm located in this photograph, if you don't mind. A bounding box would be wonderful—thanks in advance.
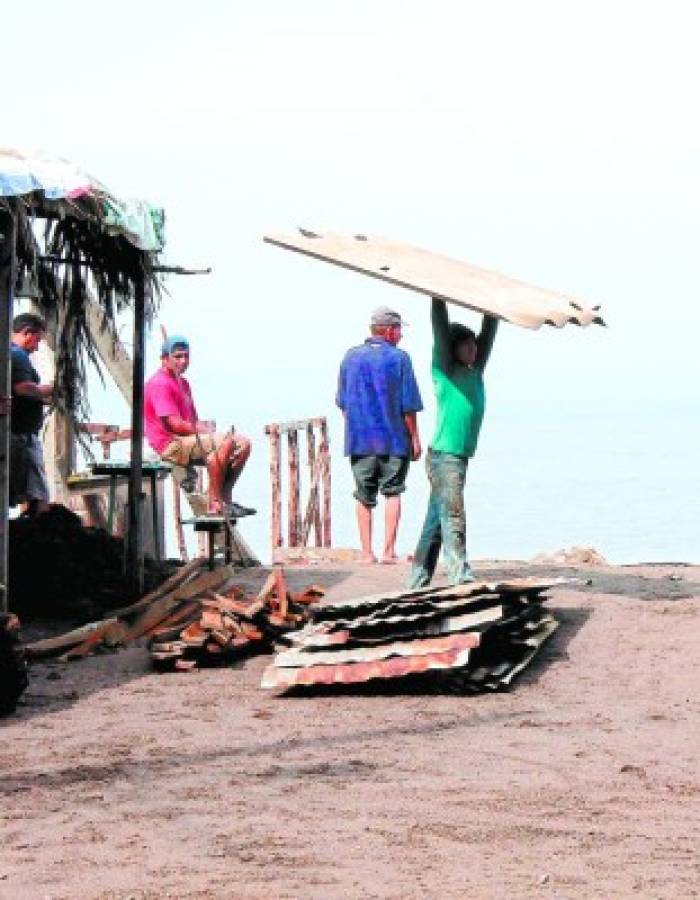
[431,297,452,371]
[476,315,499,371]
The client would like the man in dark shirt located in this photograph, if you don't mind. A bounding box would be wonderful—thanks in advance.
[336,306,423,564]
[10,313,53,516]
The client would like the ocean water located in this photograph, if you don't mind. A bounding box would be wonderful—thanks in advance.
[79,344,699,568]
[190,399,699,568]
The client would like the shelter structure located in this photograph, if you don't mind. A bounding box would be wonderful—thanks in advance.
[0,148,166,609]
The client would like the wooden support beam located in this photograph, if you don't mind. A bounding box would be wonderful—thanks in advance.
[306,423,322,547]
[320,419,331,547]
[0,212,15,613]
[301,451,323,547]
[268,425,282,554]
[29,302,74,505]
[172,477,188,562]
[85,297,133,405]
[287,430,300,547]
[265,416,325,435]
[126,273,147,593]
[39,256,211,278]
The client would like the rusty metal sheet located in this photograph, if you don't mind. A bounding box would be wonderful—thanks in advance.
[261,637,476,690]
[322,600,507,642]
[500,617,560,684]
[324,594,501,632]
[263,578,564,694]
[311,577,569,622]
[487,577,579,597]
[274,631,481,669]
[291,604,504,650]
[264,230,604,330]
[311,581,491,621]
[466,615,559,691]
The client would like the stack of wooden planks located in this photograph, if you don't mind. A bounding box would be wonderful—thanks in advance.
[149,568,324,672]
[23,560,323,670]
[261,577,562,693]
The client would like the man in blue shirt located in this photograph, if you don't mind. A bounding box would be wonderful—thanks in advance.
[10,313,54,516]
[336,306,423,564]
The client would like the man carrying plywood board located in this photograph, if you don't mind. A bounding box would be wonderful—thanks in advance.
[265,227,604,579]
[408,299,498,587]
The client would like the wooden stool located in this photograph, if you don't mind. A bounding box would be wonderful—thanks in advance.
[180,516,237,569]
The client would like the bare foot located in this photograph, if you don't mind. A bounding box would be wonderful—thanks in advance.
[359,552,378,565]
[380,555,399,565]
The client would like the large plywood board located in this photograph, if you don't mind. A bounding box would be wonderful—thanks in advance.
[264,229,604,330]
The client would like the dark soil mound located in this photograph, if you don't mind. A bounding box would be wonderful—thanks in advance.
[8,504,175,621]
[0,614,28,716]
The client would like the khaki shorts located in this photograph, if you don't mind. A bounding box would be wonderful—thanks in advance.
[161,433,231,467]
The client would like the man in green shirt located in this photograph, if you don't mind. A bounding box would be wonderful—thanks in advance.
[408,298,498,587]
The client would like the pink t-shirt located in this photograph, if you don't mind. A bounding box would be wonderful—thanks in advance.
[144,368,198,455]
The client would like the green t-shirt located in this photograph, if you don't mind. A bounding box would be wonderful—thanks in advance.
[429,300,497,458]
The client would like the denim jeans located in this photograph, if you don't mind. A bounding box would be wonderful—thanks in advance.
[409,449,472,588]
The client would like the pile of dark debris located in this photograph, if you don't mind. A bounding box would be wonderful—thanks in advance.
[8,504,177,621]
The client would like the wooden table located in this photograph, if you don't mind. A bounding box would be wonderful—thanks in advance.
[90,461,171,562]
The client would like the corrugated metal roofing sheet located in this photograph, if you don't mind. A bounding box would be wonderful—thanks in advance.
[262,577,565,694]
[290,605,504,650]
[309,578,567,621]
[264,230,605,330]
[274,631,481,669]
[261,637,476,690]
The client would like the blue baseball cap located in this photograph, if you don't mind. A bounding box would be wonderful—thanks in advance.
[161,335,189,356]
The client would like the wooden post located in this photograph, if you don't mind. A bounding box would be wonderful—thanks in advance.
[320,418,331,548]
[172,477,188,562]
[126,271,147,594]
[306,423,322,547]
[192,467,207,557]
[287,429,300,547]
[85,297,133,404]
[31,304,72,506]
[301,451,323,547]
[268,425,282,555]
[0,212,15,613]
[305,423,315,474]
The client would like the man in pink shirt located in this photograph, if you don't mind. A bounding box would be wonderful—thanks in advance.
[144,336,253,516]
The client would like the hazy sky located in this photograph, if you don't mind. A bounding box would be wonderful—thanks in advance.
[5,1,699,561]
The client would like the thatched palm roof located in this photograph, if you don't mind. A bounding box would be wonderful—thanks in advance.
[0,148,165,423]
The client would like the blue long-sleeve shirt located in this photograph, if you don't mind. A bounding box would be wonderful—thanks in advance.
[336,337,423,457]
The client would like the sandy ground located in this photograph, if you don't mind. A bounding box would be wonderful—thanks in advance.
[1,559,700,900]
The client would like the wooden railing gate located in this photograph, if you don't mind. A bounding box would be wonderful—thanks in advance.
[265,416,331,557]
